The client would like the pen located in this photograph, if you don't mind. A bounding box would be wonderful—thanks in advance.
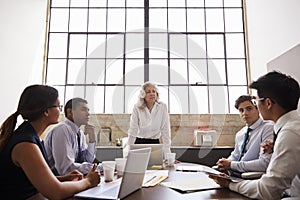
[144,176,157,185]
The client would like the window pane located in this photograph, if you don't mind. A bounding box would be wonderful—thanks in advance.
[225,8,243,32]
[127,9,144,31]
[48,33,68,58]
[224,0,242,7]
[51,0,69,7]
[89,0,106,7]
[69,34,87,58]
[168,0,185,7]
[47,59,66,85]
[205,0,223,7]
[149,9,167,31]
[127,0,144,7]
[125,86,140,114]
[88,9,107,32]
[170,59,188,84]
[87,34,106,58]
[106,34,124,59]
[65,86,85,101]
[149,59,168,85]
[187,8,205,32]
[53,86,66,106]
[208,59,226,84]
[186,0,204,7]
[125,59,144,85]
[108,0,125,7]
[168,9,186,32]
[188,34,206,58]
[226,33,245,58]
[205,9,224,32]
[170,34,187,58]
[69,8,87,32]
[170,86,188,114]
[105,86,124,113]
[157,86,168,108]
[70,0,87,7]
[227,59,247,85]
[86,59,105,84]
[107,9,125,32]
[149,33,168,58]
[86,86,104,114]
[67,59,86,84]
[190,86,208,113]
[106,59,123,84]
[149,0,167,7]
[206,34,224,58]
[126,33,144,58]
[50,8,69,32]
[188,59,207,84]
[228,86,248,113]
[209,86,228,114]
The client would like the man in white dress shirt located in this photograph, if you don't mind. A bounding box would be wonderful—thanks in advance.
[210,71,300,199]
[216,95,274,174]
[44,98,97,175]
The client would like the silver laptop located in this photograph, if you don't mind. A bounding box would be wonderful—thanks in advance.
[74,148,151,199]
[129,144,164,169]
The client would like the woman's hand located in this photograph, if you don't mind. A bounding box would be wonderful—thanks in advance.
[57,169,83,182]
[85,163,101,188]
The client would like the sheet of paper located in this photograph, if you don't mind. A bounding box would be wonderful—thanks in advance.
[160,172,221,192]
[175,164,243,182]
[175,164,220,175]
[143,170,169,187]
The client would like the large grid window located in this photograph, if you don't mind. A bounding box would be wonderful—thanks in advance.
[46,0,248,114]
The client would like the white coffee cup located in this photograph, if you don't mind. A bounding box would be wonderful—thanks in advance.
[115,158,127,177]
[165,152,176,166]
[102,161,116,182]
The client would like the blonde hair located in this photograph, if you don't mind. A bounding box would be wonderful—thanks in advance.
[137,82,160,109]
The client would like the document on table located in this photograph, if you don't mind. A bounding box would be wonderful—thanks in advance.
[160,172,221,192]
[175,164,243,183]
[142,170,169,187]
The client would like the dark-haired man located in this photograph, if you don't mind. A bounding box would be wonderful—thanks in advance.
[45,98,97,175]
[210,71,300,199]
[216,95,273,174]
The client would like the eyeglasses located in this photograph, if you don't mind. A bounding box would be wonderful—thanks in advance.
[48,105,63,112]
[256,97,265,101]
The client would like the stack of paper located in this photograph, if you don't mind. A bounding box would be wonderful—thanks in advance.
[160,172,221,192]
[143,170,169,187]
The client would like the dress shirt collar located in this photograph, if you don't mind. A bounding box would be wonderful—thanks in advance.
[274,110,299,135]
[248,117,263,131]
[64,118,80,134]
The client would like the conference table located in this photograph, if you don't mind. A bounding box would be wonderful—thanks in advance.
[72,162,250,200]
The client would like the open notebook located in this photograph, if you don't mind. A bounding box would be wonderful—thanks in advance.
[74,148,151,199]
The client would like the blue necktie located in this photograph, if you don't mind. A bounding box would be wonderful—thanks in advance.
[76,130,84,163]
[238,127,251,161]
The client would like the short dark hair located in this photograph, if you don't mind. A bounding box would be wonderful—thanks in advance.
[235,95,256,109]
[250,71,300,112]
[64,98,88,115]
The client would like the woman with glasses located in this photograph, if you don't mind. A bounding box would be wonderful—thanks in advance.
[0,85,100,199]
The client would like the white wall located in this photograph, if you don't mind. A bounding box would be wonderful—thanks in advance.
[0,0,47,123]
[246,0,300,81]
[1,0,300,124]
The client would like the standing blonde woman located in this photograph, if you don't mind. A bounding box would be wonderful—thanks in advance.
[126,82,171,157]
[0,85,100,199]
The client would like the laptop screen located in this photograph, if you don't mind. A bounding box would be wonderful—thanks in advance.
[129,144,164,168]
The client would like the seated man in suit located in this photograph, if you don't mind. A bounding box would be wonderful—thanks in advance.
[44,98,97,175]
[216,95,274,175]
